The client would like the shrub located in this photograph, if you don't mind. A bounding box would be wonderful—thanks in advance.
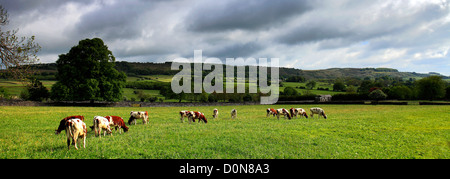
[369,89,387,101]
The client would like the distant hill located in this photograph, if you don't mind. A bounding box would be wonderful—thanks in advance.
[14,62,450,81]
[283,67,449,81]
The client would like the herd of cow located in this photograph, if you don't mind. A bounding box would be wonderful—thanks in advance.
[55,107,327,150]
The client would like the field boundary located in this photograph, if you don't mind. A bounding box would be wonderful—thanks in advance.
[0,99,260,107]
[1,99,449,107]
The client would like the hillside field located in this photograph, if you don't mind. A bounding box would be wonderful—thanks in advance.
[0,104,448,159]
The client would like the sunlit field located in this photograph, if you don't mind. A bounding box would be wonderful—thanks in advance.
[0,105,448,159]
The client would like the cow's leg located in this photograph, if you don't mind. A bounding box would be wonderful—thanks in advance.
[67,138,71,149]
[83,135,86,149]
[73,136,78,150]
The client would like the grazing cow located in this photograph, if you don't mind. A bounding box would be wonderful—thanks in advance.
[266,108,277,117]
[276,108,291,120]
[186,111,208,124]
[55,115,85,135]
[128,111,149,125]
[65,118,86,150]
[104,116,129,133]
[212,108,219,119]
[290,108,309,119]
[93,116,113,137]
[310,107,327,119]
[187,111,208,124]
[180,110,195,123]
[231,109,237,119]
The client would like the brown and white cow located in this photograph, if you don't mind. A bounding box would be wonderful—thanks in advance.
[231,109,237,119]
[290,108,309,119]
[55,115,85,135]
[93,116,113,137]
[104,116,129,133]
[276,108,291,120]
[310,107,327,119]
[180,110,195,123]
[187,111,208,124]
[128,111,149,125]
[65,118,87,150]
[212,108,219,119]
[266,108,277,117]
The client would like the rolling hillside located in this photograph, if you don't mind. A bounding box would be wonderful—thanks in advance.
[25,62,449,81]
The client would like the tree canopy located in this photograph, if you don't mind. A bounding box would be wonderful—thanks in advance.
[51,38,126,102]
[416,76,446,100]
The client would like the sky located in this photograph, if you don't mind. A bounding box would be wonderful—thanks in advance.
[1,0,449,75]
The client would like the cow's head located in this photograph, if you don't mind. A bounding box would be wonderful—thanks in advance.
[283,109,291,119]
[322,112,327,119]
[303,112,309,118]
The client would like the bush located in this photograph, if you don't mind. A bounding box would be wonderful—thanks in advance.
[24,79,49,101]
[369,89,387,101]
[0,86,9,99]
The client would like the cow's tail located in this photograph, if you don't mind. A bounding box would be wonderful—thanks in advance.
[67,121,73,138]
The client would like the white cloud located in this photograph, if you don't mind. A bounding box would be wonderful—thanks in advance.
[1,0,449,75]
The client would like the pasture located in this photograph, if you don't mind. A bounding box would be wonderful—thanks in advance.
[0,105,448,159]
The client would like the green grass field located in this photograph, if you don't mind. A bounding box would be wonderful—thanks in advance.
[0,105,448,159]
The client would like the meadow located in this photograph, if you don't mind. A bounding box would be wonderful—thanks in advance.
[0,104,448,159]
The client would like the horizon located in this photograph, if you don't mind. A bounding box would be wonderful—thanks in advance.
[32,60,449,77]
[1,0,449,76]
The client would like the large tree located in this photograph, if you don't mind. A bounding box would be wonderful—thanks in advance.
[51,38,126,102]
[415,76,446,100]
[0,5,40,81]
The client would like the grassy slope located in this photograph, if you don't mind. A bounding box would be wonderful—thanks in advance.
[0,105,448,159]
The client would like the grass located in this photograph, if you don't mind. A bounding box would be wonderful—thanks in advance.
[0,105,448,159]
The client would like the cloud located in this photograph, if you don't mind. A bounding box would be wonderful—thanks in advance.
[1,0,449,75]
[185,0,312,32]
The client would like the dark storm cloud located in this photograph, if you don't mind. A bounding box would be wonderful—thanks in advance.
[74,1,155,40]
[206,42,263,59]
[186,0,312,32]
[1,0,449,75]
[0,0,89,13]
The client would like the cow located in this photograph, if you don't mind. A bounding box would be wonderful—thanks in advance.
[186,111,207,124]
[276,108,291,120]
[212,108,219,119]
[290,108,309,119]
[310,107,327,119]
[231,109,237,119]
[104,116,129,133]
[93,116,113,138]
[65,118,86,150]
[266,108,277,117]
[180,110,195,123]
[128,111,149,125]
[55,115,85,135]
